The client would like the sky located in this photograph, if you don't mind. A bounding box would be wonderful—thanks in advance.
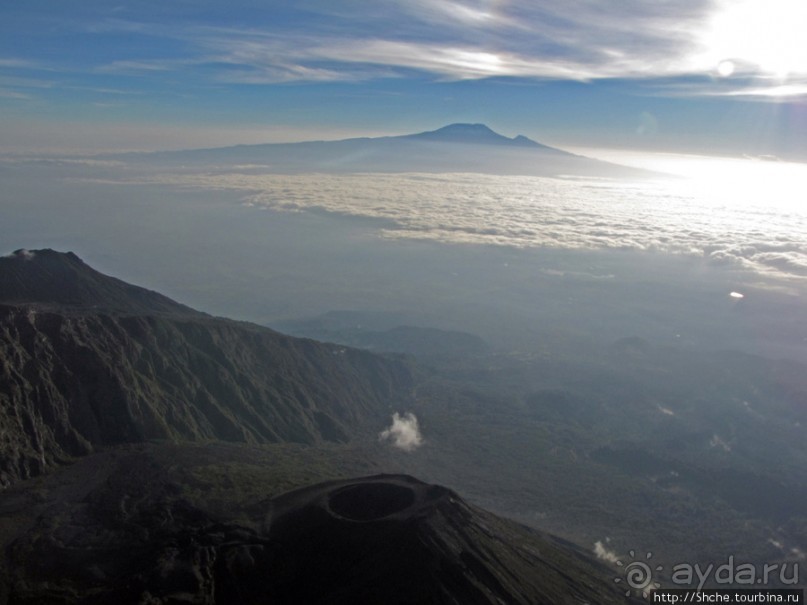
[1,0,806,157]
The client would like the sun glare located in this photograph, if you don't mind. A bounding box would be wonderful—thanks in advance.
[704,0,807,78]
[576,148,807,216]
[663,155,807,215]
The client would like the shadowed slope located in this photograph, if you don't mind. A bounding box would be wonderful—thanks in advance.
[0,249,197,315]
[0,250,414,487]
[0,457,637,605]
[253,474,636,604]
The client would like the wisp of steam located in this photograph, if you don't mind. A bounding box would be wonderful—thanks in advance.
[379,412,423,452]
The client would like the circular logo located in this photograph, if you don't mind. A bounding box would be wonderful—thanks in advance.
[614,550,663,598]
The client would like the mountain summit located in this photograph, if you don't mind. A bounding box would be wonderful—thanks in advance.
[403,123,551,149]
[0,248,196,315]
[212,473,636,604]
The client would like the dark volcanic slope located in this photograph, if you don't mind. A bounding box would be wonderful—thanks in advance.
[257,474,633,605]
[0,457,636,605]
[0,250,414,487]
[0,249,197,315]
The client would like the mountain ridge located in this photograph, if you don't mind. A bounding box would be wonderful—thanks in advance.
[400,122,562,151]
[0,249,415,487]
[0,248,199,316]
[125,123,562,155]
[112,123,654,179]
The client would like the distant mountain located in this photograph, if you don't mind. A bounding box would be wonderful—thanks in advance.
[274,310,491,359]
[402,122,560,151]
[120,123,654,179]
[0,249,414,487]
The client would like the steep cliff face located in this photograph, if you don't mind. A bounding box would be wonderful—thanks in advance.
[0,251,414,487]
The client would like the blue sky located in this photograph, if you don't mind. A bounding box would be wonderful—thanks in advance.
[1,0,806,157]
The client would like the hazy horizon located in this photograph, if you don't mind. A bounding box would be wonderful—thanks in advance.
[3,139,806,365]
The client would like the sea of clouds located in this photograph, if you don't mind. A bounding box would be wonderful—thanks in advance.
[107,168,807,283]
[22,146,794,286]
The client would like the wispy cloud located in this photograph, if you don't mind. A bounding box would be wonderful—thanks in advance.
[295,39,597,81]
[0,58,43,69]
[99,20,703,84]
[94,59,195,75]
[0,75,55,89]
[394,0,522,29]
[5,1,806,106]
[0,88,33,100]
[76,1,807,94]
[717,82,807,98]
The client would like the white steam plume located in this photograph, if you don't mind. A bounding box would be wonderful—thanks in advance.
[379,412,423,452]
[593,540,620,563]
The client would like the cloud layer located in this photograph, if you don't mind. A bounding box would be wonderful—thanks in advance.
[111,165,807,282]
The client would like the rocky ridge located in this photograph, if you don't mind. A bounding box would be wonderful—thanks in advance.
[0,250,414,487]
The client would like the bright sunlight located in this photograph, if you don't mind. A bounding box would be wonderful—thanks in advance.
[703,0,807,79]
